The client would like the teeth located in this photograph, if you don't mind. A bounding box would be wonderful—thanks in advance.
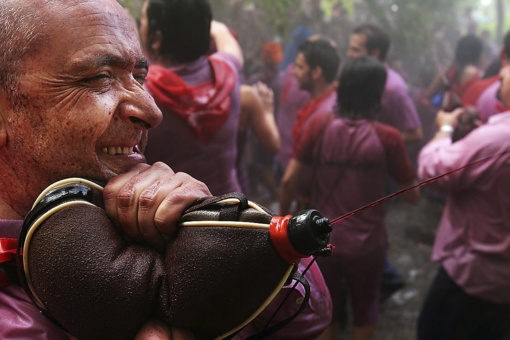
[101,146,135,155]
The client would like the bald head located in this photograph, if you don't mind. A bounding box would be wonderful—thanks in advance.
[0,1,49,95]
[0,0,136,108]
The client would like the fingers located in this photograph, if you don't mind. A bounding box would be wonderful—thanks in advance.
[151,171,210,238]
[103,162,211,249]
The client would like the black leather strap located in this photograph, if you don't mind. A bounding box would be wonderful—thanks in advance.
[184,192,249,222]
[244,272,311,339]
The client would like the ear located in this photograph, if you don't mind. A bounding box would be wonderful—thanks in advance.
[0,96,9,148]
[311,66,323,81]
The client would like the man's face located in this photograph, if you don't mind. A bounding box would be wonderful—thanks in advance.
[292,52,314,92]
[2,0,162,194]
[498,64,510,108]
[347,33,368,59]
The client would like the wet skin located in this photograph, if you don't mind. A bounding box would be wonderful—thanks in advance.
[0,0,210,246]
[293,52,314,92]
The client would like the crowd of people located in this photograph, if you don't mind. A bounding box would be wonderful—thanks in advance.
[0,0,509,339]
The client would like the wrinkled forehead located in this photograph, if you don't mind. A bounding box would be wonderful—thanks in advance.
[38,0,142,62]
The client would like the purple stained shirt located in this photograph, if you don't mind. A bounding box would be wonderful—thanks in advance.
[234,257,332,339]
[276,65,310,170]
[418,111,510,304]
[145,52,242,196]
[378,68,422,132]
[295,116,416,254]
[476,79,503,122]
[0,218,331,338]
[0,220,70,340]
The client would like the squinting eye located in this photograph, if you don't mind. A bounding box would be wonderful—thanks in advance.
[84,74,112,83]
[134,73,147,85]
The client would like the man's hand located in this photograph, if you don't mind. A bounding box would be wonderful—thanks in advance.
[103,162,211,249]
[435,108,463,129]
[452,107,482,142]
[429,108,464,143]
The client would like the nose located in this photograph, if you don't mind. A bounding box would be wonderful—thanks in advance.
[499,64,510,79]
[118,85,163,129]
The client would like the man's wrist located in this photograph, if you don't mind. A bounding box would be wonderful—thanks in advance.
[439,125,454,133]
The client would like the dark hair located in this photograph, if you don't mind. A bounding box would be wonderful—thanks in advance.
[298,37,341,83]
[146,0,212,63]
[504,29,510,59]
[454,34,483,65]
[337,55,387,119]
[352,24,390,61]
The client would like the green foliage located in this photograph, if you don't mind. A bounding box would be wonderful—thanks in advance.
[256,0,301,37]
[118,0,506,84]
[117,0,143,20]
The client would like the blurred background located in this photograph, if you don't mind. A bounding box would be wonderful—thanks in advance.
[117,1,509,338]
[120,0,508,93]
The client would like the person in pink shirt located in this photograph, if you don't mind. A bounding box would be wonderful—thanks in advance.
[347,24,423,144]
[475,30,510,122]
[417,63,510,339]
[279,37,341,214]
[346,24,423,301]
[280,56,419,340]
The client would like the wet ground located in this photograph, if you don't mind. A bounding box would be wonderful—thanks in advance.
[260,185,446,340]
[375,195,444,339]
[338,193,446,340]
[369,99,446,340]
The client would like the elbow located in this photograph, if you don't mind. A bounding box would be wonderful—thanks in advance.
[261,134,281,155]
[268,137,281,155]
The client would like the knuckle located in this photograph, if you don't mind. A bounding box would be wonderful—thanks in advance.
[175,172,210,195]
[138,187,157,212]
[116,186,137,213]
[152,161,172,172]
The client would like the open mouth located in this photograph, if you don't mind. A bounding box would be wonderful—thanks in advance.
[101,146,136,155]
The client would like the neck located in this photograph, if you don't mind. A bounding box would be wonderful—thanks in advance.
[0,160,38,220]
[152,54,189,68]
[310,82,335,100]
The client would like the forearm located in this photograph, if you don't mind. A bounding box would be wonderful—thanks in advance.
[279,159,302,215]
[259,114,280,154]
[210,21,243,65]
[401,127,423,143]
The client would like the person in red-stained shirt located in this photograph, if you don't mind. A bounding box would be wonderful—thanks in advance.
[141,0,244,196]
[279,36,341,214]
[280,55,419,340]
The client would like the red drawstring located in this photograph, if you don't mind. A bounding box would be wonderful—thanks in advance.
[0,237,18,286]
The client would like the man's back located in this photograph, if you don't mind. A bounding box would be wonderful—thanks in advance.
[418,111,510,304]
[145,53,243,196]
[379,68,422,135]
